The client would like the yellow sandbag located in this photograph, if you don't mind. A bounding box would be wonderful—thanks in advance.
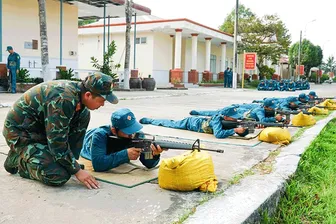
[291,112,316,126]
[258,127,291,145]
[158,150,218,192]
[318,100,336,110]
[308,106,329,115]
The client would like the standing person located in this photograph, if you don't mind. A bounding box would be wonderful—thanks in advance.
[6,46,21,93]
[228,68,233,88]
[3,73,118,189]
[224,67,230,88]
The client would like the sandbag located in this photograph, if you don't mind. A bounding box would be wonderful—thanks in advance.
[258,127,291,145]
[308,106,329,115]
[292,112,316,126]
[158,150,218,192]
[318,100,336,110]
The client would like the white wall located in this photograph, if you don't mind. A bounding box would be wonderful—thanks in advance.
[2,0,78,74]
[78,31,154,80]
[152,32,173,85]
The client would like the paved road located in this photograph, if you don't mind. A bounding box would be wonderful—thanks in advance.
[0,83,334,224]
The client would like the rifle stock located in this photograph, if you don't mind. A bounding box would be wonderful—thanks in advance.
[108,135,224,160]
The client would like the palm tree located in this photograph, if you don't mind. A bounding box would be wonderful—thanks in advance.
[38,0,51,81]
[322,56,336,73]
[123,0,132,89]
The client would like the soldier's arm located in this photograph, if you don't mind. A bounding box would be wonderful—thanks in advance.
[16,54,21,70]
[44,99,81,175]
[211,116,235,138]
[90,132,129,172]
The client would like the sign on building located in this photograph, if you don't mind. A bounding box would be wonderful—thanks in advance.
[296,65,304,75]
[244,52,257,70]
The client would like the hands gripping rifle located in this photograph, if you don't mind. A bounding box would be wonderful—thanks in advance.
[275,109,315,122]
[108,135,224,160]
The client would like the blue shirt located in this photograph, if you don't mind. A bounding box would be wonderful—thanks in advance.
[80,125,160,172]
[7,52,20,70]
[209,115,236,138]
[248,107,277,123]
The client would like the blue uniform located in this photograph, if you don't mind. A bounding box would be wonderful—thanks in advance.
[7,52,20,93]
[190,103,261,117]
[247,107,277,123]
[224,69,229,88]
[140,115,237,139]
[228,70,233,88]
[80,125,160,172]
[257,81,268,90]
[287,81,296,91]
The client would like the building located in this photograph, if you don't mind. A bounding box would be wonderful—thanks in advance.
[0,0,151,79]
[78,15,240,87]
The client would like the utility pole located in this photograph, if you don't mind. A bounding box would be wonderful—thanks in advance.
[297,30,302,81]
[232,0,238,89]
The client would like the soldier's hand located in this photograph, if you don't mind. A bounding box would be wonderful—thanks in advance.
[75,169,99,190]
[151,143,163,156]
[275,114,283,122]
[127,147,142,160]
[16,70,19,74]
[234,127,246,134]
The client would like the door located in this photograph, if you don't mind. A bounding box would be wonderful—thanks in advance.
[210,54,216,74]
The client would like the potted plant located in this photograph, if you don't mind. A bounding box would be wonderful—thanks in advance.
[16,68,38,92]
[172,78,184,88]
[142,74,156,91]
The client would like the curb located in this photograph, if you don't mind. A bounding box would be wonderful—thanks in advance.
[184,111,336,224]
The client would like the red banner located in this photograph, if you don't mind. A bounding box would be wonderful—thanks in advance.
[244,53,257,70]
[296,65,304,75]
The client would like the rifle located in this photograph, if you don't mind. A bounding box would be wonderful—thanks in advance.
[221,120,300,134]
[107,135,224,160]
[275,109,315,122]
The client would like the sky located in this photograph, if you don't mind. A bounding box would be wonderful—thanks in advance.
[134,0,335,61]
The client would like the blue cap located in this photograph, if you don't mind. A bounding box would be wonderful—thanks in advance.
[309,91,318,98]
[6,46,13,51]
[221,106,243,119]
[111,108,143,135]
[298,93,309,102]
[263,98,277,109]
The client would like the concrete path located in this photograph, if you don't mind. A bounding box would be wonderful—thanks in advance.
[0,83,334,224]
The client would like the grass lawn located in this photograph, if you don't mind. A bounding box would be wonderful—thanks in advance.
[262,118,336,223]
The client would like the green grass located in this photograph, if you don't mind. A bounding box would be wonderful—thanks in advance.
[262,118,336,223]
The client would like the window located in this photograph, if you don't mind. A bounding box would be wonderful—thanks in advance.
[32,40,38,50]
[136,37,147,44]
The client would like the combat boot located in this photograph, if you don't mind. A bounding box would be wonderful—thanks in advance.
[3,150,18,174]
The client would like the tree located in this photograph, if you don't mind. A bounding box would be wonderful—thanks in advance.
[78,19,98,27]
[288,39,323,76]
[123,0,132,89]
[321,56,336,73]
[219,4,291,71]
[38,0,51,81]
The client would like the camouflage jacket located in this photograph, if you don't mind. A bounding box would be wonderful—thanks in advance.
[5,80,90,174]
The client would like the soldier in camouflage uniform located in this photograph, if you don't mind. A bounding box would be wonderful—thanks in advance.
[3,73,118,189]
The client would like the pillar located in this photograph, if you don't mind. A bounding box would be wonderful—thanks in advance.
[202,37,212,82]
[170,29,183,85]
[188,33,198,84]
[218,42,227,80]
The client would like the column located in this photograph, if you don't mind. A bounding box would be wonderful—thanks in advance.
[188,33,199,84]
[174,29,182,69]
[205,38,211,71]
[191,34,198,69]
[170,29,184,86]
[218,42,227,80]
[170,35,174,69]
[202,38,212,82]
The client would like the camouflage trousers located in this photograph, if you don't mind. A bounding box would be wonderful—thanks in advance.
[3,110,90,187]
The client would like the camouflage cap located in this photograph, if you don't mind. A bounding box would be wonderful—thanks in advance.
[83,72,118,104]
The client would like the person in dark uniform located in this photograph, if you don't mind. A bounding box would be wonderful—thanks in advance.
[6,46,21,93]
